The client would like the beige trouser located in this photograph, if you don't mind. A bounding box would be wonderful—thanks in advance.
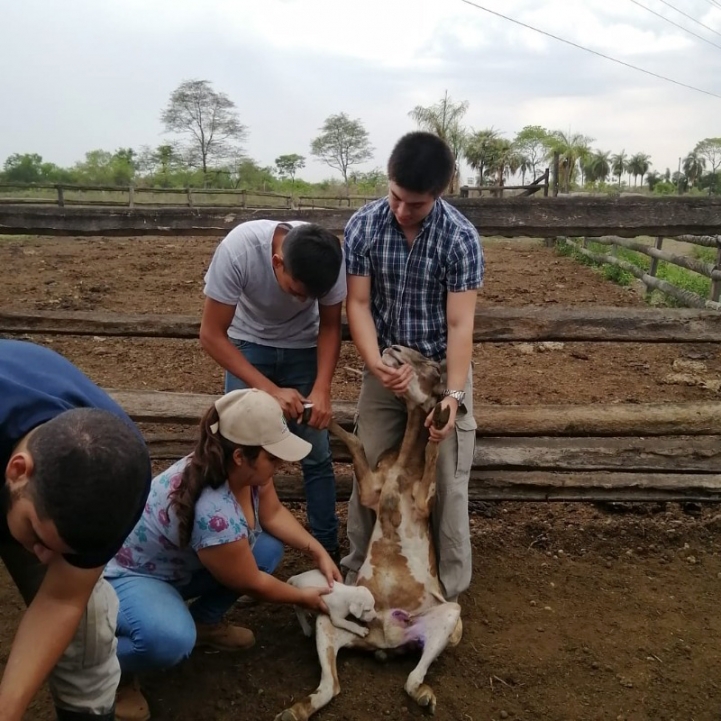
[0,541,120,716]
[341,369,477,600]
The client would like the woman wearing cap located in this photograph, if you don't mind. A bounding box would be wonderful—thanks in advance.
[104,388,341,721]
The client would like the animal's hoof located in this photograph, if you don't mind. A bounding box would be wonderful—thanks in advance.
[415,684,437,715]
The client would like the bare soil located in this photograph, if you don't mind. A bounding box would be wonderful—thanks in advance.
[2,234,721,721]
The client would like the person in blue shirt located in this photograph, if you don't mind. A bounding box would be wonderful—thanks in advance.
[0,339,151,721]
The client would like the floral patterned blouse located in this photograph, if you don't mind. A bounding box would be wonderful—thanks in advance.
[103,455,260,586]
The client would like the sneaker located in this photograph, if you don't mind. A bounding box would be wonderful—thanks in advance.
[194,620,255,652]
[115,676,150,721]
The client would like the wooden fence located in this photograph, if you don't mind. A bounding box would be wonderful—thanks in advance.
[0,182,293,209]
[2,196,721,237]
[459,168,551,198]
[3,305,721,503]
[562,234,721,310]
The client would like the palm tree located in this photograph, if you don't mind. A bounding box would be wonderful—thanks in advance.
[611,151,627,187]
[408,90,469,193]
[465,128,501,186]
[683,151,706,188]
[625,152,651,187]
[544,130,593,193]
[585,150,611,184]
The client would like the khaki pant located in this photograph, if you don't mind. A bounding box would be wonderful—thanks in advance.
[0,541,120,716]
[341,369,476,600]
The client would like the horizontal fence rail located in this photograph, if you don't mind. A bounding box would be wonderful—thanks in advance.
[5,306,721,342]
[1,196,720,237]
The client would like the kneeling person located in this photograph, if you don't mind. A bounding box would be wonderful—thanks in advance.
[104,389,340,719]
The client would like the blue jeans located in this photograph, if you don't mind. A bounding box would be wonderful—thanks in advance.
[225,339,339,554]
[108,532,283,674]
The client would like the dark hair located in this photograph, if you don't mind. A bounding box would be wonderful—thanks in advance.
[169,405,261,548]
[387,131,455,197]
[282,223,343,299]
[26,408,150,555]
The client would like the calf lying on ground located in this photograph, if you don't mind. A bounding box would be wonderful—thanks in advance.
[275,345,462,721]
[287,569,376,638]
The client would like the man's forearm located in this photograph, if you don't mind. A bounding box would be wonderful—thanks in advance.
[347,300,382,368]
[313,322,341,392]
[0,592,87,720]
[445,322,474,391]
[200,331,277,394]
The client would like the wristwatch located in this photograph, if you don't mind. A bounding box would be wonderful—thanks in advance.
[442,389,466,405]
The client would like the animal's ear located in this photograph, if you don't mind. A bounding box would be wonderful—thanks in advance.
[349,601,363,618]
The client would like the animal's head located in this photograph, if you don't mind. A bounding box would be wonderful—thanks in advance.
[381,345,445,412]
[349,587,377,622]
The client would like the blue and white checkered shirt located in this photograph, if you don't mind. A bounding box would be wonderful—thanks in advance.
[344,197,484,361]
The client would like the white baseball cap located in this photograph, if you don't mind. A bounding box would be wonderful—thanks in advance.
[209,389,312,462]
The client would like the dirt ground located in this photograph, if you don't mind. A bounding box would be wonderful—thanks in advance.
[2,234,721,721]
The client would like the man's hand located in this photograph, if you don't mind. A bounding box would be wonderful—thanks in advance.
[271,387,306,420]
[305,387,333,429]
[372,357,414,395]
[425,396,458,442]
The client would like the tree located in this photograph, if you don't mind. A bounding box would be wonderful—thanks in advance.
[545,131,593,193]
[627,153,651,187]
[611,151,627,187]
[683,151,706,187]
[512,125,550,180]
[695,137,721,186]
[2,153,45,183]
[408,91,469,192]
[584,150,611,184]
[161,79,247,176]
[275,154,306,186]
[310,113,373,190]
[465,128,501,186]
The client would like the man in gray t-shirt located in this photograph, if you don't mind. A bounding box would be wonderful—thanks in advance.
[201,220,346,560]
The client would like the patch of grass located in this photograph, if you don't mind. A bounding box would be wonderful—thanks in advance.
[555,237,714,306]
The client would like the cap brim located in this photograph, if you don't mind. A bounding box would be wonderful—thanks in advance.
[264,433,312,462]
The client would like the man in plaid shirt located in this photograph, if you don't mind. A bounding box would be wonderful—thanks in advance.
[341,131,484,602]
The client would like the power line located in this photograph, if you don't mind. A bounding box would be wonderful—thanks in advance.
[459,0,721,100]
[702,0,721,10]
[653,0,721,40]
[628,0,721,50]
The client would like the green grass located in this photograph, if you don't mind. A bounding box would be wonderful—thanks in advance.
[555,237,713,307]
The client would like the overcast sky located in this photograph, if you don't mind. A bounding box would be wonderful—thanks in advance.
[1,0,720,182]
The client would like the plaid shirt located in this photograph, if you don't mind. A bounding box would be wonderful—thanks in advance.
[344,197,484,361]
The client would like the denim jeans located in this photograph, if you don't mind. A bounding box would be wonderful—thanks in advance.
[225,339,339,554]
[108,531,283,674]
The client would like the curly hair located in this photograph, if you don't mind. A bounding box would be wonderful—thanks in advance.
[169,405,261,548]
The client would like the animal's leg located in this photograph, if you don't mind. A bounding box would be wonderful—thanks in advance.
[329,614,369,637]
[412,405,449,518]
[294,605,314,637]
[328,418,383,509]
[274,615,359,721]
[403,602,461,714]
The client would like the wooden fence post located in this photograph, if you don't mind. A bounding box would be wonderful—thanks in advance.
[647,236,664,298]
[128,185,135,209]
[241,190,247,209]
[56,185,65,208]
[552,153,560,197]
[543,168,549,197]
[710,242,721,302]
[186,188,193,208]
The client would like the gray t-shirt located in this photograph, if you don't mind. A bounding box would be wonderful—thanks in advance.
[203,219,347,349]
